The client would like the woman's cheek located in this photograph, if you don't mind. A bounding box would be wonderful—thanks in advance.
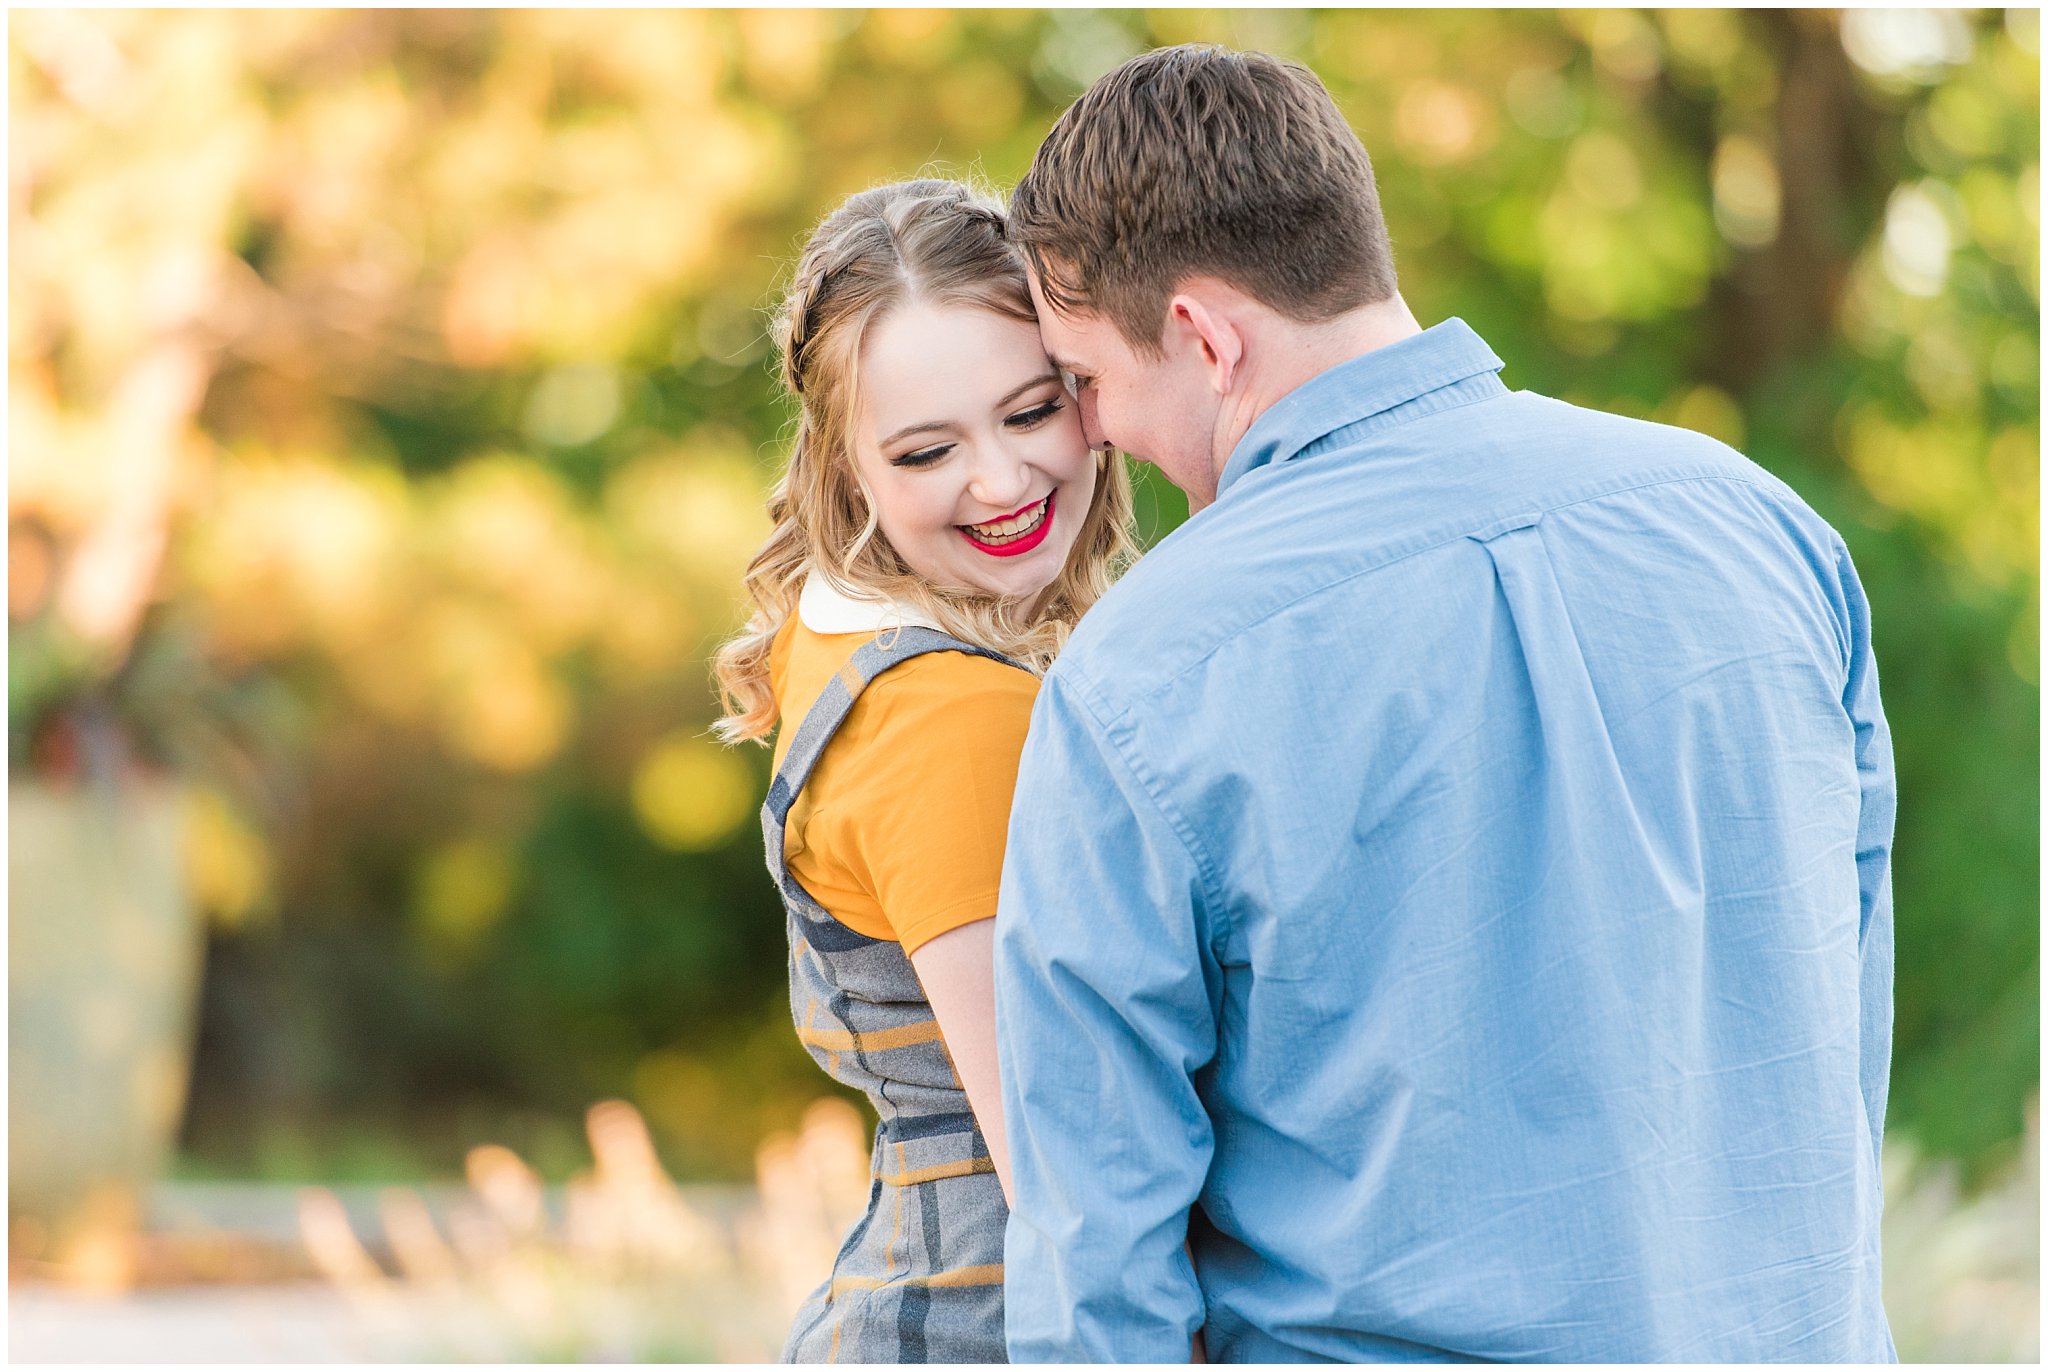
[1037,422,1091,481]
[869,479,931,559]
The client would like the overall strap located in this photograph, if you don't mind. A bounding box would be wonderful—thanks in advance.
[763,628,1022,948]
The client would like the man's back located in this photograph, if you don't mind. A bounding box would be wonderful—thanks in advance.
[995,322,1895,1362]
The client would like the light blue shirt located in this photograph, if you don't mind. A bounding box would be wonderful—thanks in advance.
[994,319,1896,1363]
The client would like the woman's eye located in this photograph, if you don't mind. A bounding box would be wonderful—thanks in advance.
[1006,399,1065,429]
[892,444,951,469]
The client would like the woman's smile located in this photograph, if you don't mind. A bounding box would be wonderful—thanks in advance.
[958,492,1055,557]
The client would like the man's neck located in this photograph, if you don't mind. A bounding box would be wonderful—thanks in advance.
[1209,294,1425,490]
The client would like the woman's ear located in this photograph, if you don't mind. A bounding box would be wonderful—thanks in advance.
[1167,287,1244,395]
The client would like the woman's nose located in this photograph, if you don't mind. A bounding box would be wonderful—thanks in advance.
[967,444,1033,511]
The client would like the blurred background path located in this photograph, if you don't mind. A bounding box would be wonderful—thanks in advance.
[13,1283,369,1363]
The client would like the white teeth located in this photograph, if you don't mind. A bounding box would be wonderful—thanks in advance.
[963,496,1049,544]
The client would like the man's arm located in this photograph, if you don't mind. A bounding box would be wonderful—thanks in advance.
[1837,541,1896,1158]
[994,668,1219,1363]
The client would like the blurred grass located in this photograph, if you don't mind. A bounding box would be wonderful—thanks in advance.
[1883,1097,2040,1361]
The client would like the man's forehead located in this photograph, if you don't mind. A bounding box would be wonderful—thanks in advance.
[1038,334,1091,380]
[1025,292,1099,369]
[1025,261,1099,335]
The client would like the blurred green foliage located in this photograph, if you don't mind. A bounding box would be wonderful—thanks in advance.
[8,9,2036,1183]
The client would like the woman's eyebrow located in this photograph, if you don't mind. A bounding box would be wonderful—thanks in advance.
[878,418,954,448]
[994,372,1061,408]
[878,373,1061,448]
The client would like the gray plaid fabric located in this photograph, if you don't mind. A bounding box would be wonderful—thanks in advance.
[767,628,1017,1364]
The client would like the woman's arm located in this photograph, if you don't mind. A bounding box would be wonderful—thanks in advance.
[908,917,1012,1204]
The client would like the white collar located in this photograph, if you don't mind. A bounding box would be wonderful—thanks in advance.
[797,569,943,635]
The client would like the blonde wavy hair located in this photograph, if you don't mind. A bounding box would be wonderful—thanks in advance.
[713,179,1138,745]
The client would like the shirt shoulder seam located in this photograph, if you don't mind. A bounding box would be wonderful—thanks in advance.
[1091,467,1784,727]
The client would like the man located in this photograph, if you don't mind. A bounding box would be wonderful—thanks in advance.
[993,44,1895,1363]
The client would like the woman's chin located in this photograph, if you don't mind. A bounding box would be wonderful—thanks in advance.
[957,539,1077,604]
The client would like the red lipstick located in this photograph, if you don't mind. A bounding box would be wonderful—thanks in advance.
[957,492,1057,558]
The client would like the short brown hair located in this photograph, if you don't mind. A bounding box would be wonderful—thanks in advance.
[1009,45,1397,354]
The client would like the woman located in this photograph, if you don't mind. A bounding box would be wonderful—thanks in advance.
[714,179,1137,1363]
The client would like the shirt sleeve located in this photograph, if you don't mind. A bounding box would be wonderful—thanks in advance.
[994,666,1219,1363]
[831,652,1039,954]
[1837,540,1896,1161]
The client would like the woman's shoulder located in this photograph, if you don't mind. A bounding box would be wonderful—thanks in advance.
[771,616,858,714]
[808,640,1039,955]
[775,618,1037,743]
[855,641,1040,740]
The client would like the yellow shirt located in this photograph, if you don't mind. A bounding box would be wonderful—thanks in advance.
[768,613,1039,955]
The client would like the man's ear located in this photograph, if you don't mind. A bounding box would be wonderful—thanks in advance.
[1167,288,1243,395]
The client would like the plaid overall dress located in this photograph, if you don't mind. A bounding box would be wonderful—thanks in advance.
[766,627,1016,1363]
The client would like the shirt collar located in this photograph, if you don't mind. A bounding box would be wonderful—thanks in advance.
[1215,317,1506,500]
[797,568,942,635]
